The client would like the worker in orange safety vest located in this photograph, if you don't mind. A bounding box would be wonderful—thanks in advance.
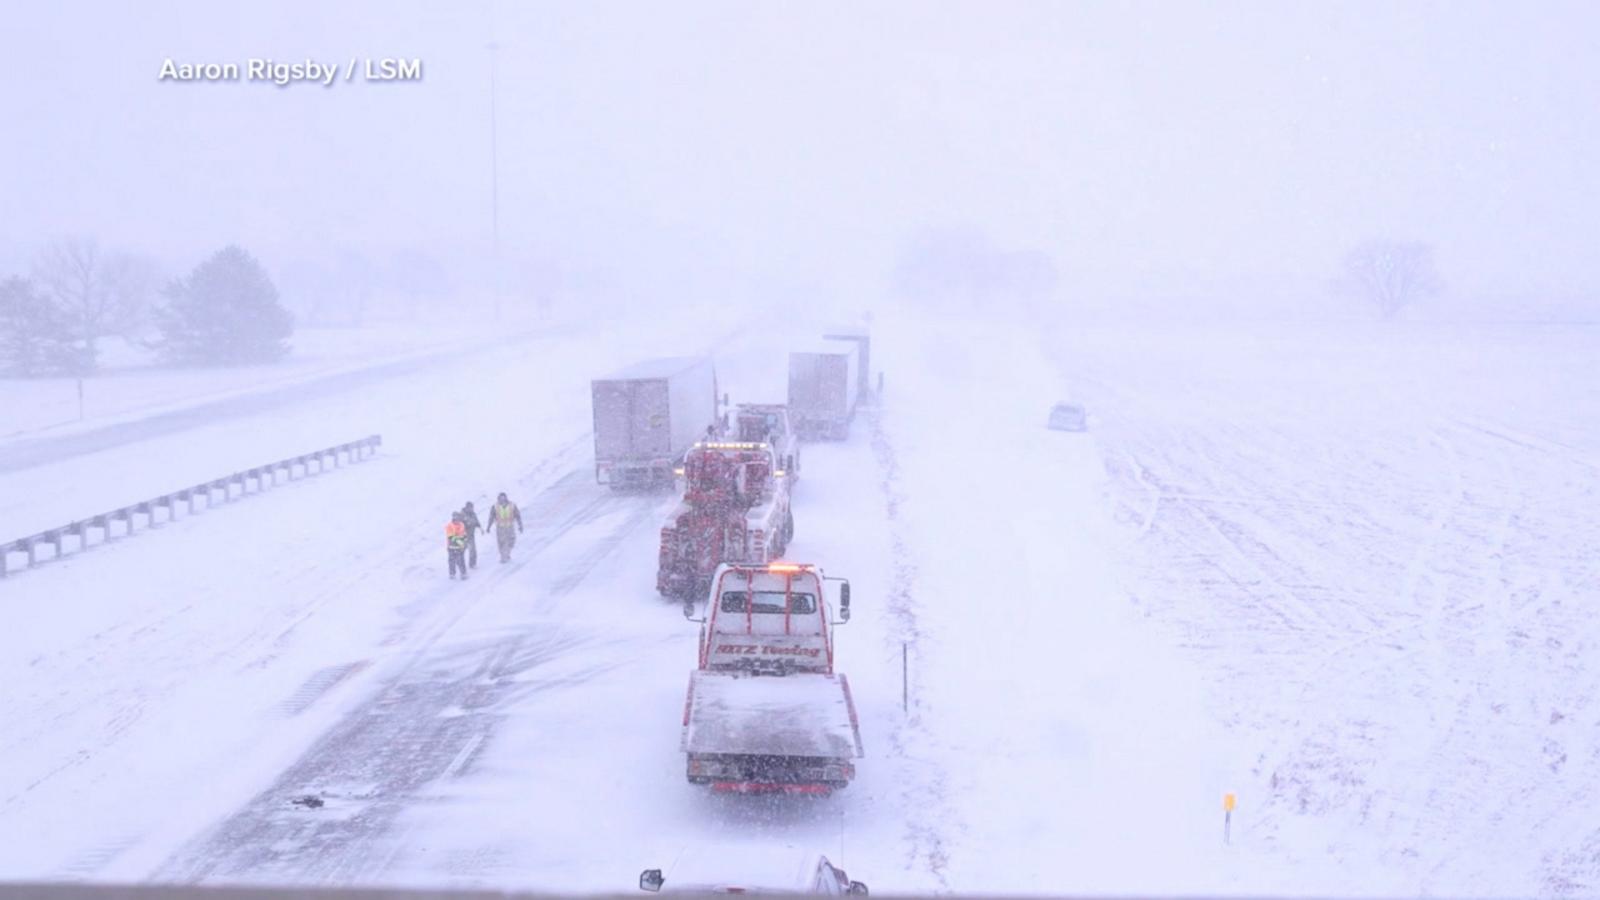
[446,512,469,580]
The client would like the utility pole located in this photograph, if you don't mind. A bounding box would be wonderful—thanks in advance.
[488,35,502,321]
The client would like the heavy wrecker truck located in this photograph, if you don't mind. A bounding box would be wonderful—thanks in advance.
[656,440,794,600]
[680,563,862,794]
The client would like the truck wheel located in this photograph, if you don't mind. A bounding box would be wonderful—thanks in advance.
[783,510,795,544]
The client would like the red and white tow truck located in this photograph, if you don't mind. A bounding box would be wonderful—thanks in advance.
[679,563,862,795]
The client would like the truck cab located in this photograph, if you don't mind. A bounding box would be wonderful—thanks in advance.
[734,403,800,484]
[693,563,848,674]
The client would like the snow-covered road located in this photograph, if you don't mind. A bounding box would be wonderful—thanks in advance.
[0,314,742,883]
[2,312,1593,896]
[0,324,556,476]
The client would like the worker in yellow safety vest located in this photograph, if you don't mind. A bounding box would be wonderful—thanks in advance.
[484,492,524,563]
[446,512,469,580]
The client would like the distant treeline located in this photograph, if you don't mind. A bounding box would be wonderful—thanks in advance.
[0,241,293,376]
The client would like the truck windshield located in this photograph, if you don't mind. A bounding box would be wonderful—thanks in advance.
[720,591,817,615]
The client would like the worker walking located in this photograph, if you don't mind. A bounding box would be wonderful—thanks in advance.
[446,512,469,580]
[486,491,524,563]
[459,500,484,569]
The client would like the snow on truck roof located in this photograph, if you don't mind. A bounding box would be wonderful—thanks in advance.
[788,341,857,357]
[656,843,829,893]
[597,356,711,380]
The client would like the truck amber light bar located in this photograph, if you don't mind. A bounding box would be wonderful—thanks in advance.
[767,563,804,572]
[695,441,769,450]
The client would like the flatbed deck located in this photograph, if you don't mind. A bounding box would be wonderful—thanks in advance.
[683,669,863,759]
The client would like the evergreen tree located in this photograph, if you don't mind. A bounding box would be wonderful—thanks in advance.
[0,276,82,376]
[156,246,293,365]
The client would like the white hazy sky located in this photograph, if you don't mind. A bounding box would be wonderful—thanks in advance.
[2,1,1597,311]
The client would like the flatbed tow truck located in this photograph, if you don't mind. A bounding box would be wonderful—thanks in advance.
[680,563,862,794]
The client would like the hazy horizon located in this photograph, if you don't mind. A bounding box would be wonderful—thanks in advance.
[4,1,1598,318]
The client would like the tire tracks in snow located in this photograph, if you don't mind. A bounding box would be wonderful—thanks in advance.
[866,405,956,888]
[3,437,597,827]
[151,466,664,885]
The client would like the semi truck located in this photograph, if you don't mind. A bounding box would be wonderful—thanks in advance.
[591,357,720,488]
[680,563,862,794]
[787,343,859,440]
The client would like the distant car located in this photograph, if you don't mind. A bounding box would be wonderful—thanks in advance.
[1047,402,1087,432]
[640,844,868,895]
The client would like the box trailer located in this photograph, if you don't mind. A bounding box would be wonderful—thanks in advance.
[821,325,872,404]
[592,357,719,488]
[787,343,859,440]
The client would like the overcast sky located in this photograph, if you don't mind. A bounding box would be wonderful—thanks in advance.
[3,1,1597,314]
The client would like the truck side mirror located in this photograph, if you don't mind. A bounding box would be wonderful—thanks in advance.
[839,583,851,622]
[639,868,664,892]
[784,454,794,471]
[682,601,697,621]
[849,880,870,895]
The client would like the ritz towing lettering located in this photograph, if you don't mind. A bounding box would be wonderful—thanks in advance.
[715,644,822,658]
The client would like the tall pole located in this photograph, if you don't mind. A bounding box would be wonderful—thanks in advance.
[488,36,502,321]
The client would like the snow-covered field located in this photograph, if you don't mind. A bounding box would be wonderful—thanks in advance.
[1,310,1595,896]
[1052,319,1600,896]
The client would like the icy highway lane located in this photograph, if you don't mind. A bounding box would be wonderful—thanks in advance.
[10,308,1584,896]
[153,469,676,885]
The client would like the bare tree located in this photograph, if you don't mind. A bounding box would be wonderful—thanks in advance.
[32,237,155,365]
[100,253,161,334]
[1337,239,1442,318]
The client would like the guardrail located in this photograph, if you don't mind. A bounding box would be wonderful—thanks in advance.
[0,435,382,579]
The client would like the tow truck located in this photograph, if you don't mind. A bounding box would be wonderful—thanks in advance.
[680,563,862,794]
[656,441,793,600]
[733,403,801,485]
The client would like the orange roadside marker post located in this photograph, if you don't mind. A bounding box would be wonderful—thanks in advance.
[1224,792,1237,844]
